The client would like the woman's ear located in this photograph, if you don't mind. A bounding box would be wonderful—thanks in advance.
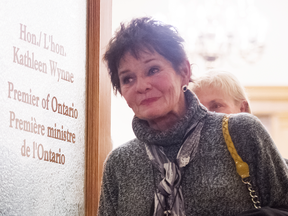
[179,60,192,85]
[240,100,250,113]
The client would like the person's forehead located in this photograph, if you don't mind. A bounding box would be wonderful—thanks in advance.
[118,50,170,73]
[199,85,224,95]
[119,50,152,67]
[120,48,156,60]
[197,85,233,101]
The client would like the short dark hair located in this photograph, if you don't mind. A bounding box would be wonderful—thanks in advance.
[103,17,188,94]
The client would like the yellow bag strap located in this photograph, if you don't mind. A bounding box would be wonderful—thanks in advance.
[222,115,261,209]
[222,115,250,179]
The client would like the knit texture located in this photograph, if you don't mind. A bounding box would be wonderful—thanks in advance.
[98,91,288,216]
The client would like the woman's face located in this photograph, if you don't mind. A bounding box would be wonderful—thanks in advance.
[194,85,245,114]
[118,50,188,124]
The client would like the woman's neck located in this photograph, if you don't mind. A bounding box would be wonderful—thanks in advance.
[147,114,178,131]
[147,106,187,131]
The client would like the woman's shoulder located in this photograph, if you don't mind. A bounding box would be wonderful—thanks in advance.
[203,112,271,151]
[229,112,263,127]
[203,111,224,126]
[205,111,267,136]
[205,111,259,125]
[228,113,270,139]
[104,138,147,167]
[225,113,273,162]
[102,138,151,184]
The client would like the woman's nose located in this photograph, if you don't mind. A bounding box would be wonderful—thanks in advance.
[136,77,152,93]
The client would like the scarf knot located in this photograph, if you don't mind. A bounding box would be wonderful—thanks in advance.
[158,162,181,196]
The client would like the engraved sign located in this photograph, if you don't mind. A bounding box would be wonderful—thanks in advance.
[0,1,87,215]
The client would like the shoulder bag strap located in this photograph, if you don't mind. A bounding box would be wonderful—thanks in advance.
[222,115,261,209]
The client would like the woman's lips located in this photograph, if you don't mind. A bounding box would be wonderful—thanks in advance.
[140,97,160,105]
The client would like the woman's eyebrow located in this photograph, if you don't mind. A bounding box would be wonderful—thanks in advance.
[209,100,223,105]
[118,69,130,76]
[209,100,218,104]
[144,58,157,64]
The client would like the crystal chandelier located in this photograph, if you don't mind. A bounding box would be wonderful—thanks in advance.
[191,0,268,66]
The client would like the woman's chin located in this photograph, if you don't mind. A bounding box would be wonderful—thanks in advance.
[136,111,164,122]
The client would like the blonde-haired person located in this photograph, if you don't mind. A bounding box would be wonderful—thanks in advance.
[190,70,251,114]
[190,70,288,166]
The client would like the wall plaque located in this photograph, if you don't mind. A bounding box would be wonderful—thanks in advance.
[0,1,87,215]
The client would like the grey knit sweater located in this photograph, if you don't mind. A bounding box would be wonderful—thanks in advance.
[98,91,288,216]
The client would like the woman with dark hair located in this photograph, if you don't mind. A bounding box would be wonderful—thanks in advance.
[98,17,288,216]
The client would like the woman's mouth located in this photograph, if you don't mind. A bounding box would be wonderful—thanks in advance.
[140,97,160,105]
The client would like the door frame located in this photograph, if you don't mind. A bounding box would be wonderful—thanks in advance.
[86,0,112,214]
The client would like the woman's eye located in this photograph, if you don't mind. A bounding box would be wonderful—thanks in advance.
[148,67,159,75]
[211,103,222,110]
[122,76,134,84]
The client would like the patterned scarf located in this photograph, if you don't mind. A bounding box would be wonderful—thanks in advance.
[146,117,205,215]
[132,90,207,216]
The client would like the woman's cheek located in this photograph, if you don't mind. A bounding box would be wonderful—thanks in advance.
[126,98,135,108]
[123,91,135,109]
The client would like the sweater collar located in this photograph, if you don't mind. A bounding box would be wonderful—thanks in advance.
[132,90,207,146]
